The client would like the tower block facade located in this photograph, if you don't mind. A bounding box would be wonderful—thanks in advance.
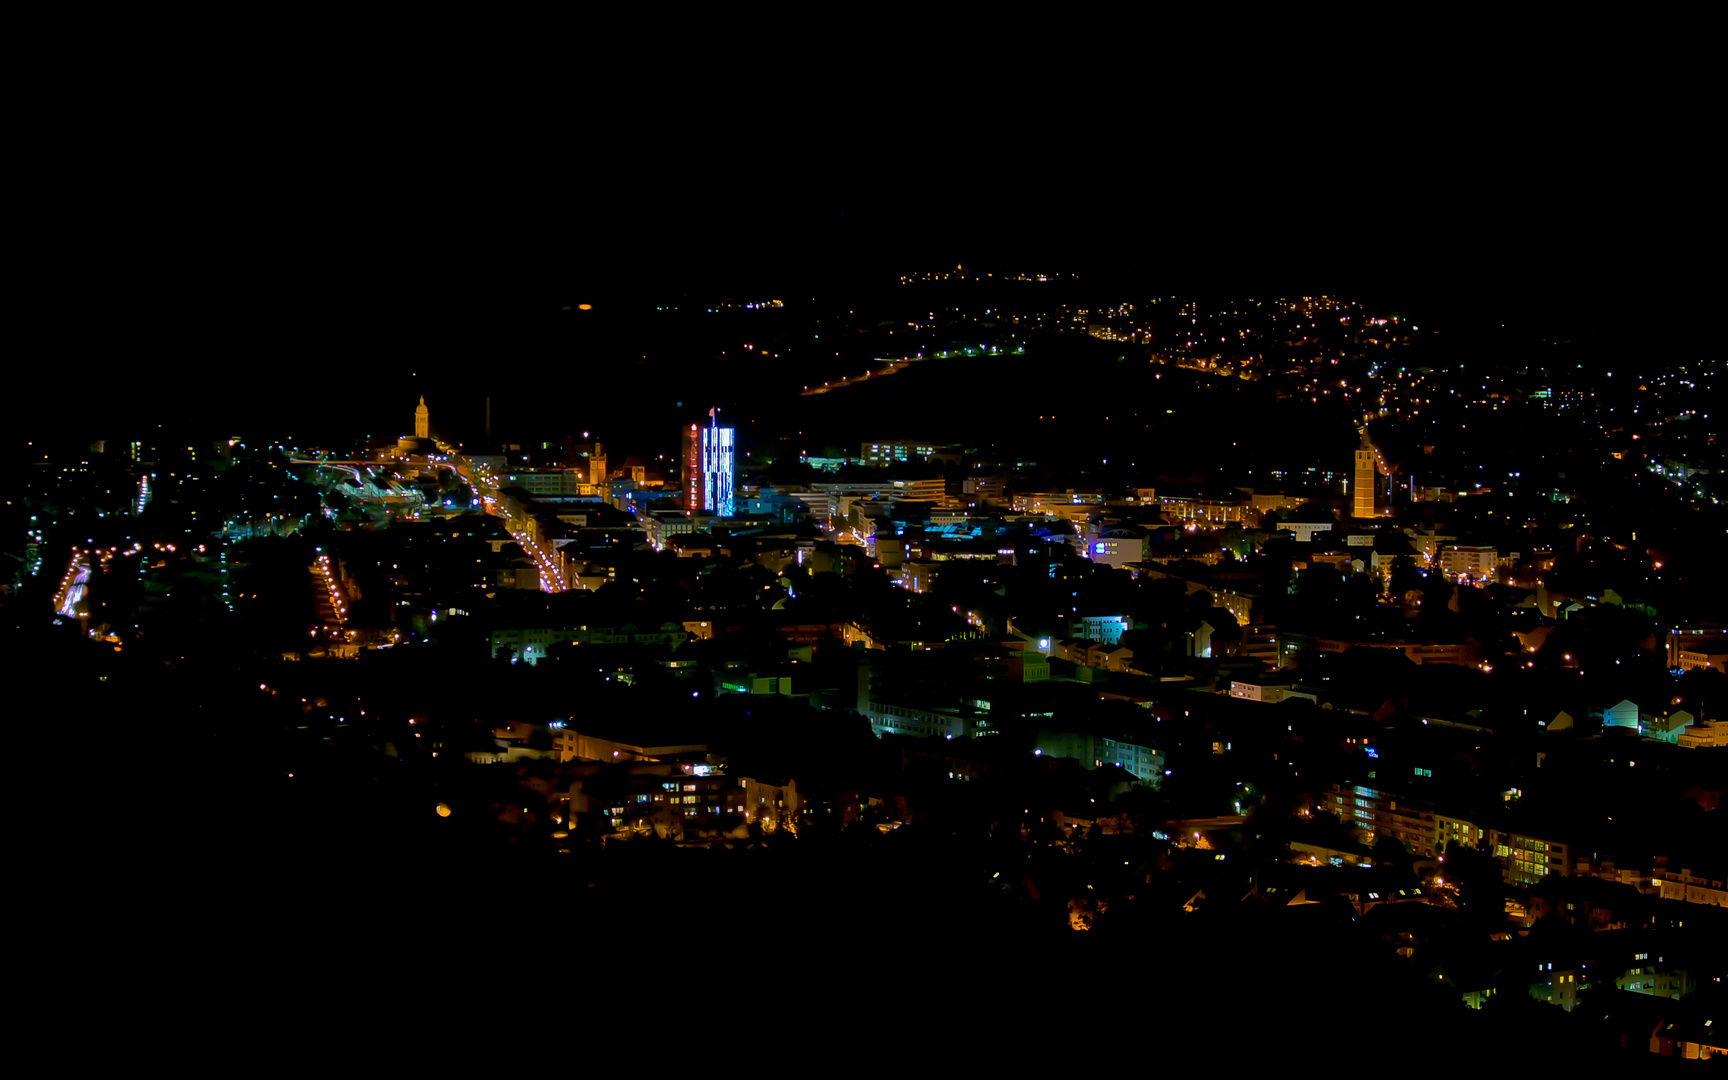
[682,409,735,517]
[1353,449,1376,518]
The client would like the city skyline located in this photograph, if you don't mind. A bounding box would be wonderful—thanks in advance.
[11,204,1722,1061]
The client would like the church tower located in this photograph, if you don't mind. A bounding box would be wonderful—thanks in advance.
[414,396,429,439]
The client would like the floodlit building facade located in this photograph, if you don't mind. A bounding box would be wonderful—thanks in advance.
[1353,448,1377,518]
[1439,545,1498,582]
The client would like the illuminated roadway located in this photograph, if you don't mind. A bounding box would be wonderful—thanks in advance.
[290,459,429,514]
[54,551,90,618]
[449,455,570,593]
[800,345,1023,395]
[293,451,569,593]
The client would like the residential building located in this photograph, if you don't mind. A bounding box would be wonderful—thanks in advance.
[1488,826,1573,887]
[1229,676,1315,705]
[1677,719,1728,749]
[1435,812,1485,853]
[862,701,973,740]
[600,764,798,834]
[1667,627,1728,669]
[1034,727,1164,784]
[1070,614,1132,645]
[1439,545,1498,582]
[1528,877,1647,932]
[1676,650,1728,674]
[1326,783,1441,857]
[1654,868,1727,907]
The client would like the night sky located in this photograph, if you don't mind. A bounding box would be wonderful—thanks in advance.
[20,102,1707,446]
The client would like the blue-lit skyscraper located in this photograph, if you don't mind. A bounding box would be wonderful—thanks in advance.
[682,409,734,517]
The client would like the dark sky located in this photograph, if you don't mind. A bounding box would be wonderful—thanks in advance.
[20,91,1707,445]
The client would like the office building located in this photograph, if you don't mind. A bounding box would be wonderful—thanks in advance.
[497,469,590,497]
[893,477,949,506]
[682,410,735,517]
[862,440,940,467]
[1158,491,1250,528]
[1086,532,1145,569]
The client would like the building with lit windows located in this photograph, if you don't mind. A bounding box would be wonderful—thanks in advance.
[1249,491,1303,517]
[1667,628,1728,669]
[1280,521,1334,543]
[578,763,799,837]
[681,410,735,517]
[963,475,1006,506]
[1086,532,1145,569]
[1280,632,1480,669]
[1353,447,1378,518]
[1228,676,1315,705]
[497,468,590,497]
[892,477,950,506]
[862,440,940,467]
[642,511,699,550]
[1033,727,1164,784]
[1439,545,1498,582]
[1676,718,1728,748]
[1487,826,1572,886]
[1654,866,1727,907]
[1435,812,1485,854]
[1158,491,1250,528]
[1070,613,1132,645]
[1326,783,1441,858]
[1675,650,1728,674]
[863,701,977,740]
[1012,491,1104,515]
[489,622,692,663]
[1527,877,1644,932]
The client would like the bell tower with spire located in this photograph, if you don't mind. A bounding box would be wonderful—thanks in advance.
[414,396,429,439]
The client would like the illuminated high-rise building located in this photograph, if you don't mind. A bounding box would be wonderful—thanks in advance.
[414,395,430,439]
[1353,443,1377,519]
[682,409,735,517]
